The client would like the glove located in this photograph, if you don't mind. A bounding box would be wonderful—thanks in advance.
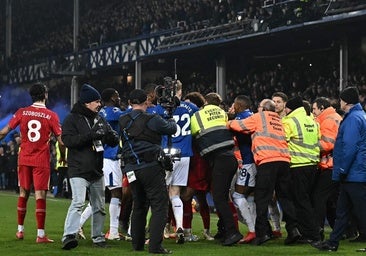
[104,130,119,147]
[91,123,106,140]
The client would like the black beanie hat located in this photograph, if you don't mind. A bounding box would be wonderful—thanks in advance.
[285,96,303,111]
[79,84,101,103]
[340,87,359,104]
[129,89,147,104]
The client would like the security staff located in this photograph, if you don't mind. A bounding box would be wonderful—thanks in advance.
[311,97,342,239]
[228,99,301,246]
[119,89,176,254]
[190,92,243,246]
[283,96,320,243]
[312,87,366,251]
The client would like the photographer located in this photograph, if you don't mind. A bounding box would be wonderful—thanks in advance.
[119,89,176,254]
[61,84,119,250]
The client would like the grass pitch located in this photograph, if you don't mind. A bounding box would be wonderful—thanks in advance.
[0,191,364,255]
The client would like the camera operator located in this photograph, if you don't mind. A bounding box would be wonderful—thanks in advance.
[119,89,176,254]
[61,84,119,250]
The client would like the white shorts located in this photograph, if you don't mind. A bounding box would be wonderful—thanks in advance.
[165,157,190,186]
[103,158,122,189]
[235,163,257,187]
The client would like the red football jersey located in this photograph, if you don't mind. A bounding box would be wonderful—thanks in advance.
[8,103,62,168]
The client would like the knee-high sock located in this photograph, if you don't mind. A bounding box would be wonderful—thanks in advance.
[80,202,92,228]
[232,192,255,232]
[199,198,211,230]
[170,195,183,229]
[109,197,121,235]
[182,199,193,229]
[17,196,27,228]
[247,195,256,222]
[35,198,46,232]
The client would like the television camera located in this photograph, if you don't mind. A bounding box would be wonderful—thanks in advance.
[155,75,182,170]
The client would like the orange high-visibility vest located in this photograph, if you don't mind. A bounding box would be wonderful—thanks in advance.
[227,111,290,166]
[315,107,342,169]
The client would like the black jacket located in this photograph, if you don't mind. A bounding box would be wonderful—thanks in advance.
[119,109,177,173]
[62,102,119,181]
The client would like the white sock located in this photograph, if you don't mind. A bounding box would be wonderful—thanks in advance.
[170,195,183,229]
[268,201,281,231]
[232,192,255,232]
[37,229,45,237]
[247,195,256,222]
[80,202,92,228]
[18,225,24,232]
[109,197,121,235]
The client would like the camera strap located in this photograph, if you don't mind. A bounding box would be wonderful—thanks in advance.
[122,113,142,165]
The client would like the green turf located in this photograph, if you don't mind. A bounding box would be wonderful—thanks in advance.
[0,191,364,255]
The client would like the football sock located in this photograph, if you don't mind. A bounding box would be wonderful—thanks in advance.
[80,203,92,227]
[182,199,193,229]
[17,196,27,227]
[109,197,121,235]
[35,198,46,229]
[170,195,183,229]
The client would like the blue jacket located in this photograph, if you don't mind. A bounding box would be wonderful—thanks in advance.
[333,103,366,182]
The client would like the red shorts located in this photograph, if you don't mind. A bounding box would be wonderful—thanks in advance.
[18,165,50,191]
[187,153,211,191]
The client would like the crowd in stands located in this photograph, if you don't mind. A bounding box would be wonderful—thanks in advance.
[182,54,366,112]
[1,0,366,68]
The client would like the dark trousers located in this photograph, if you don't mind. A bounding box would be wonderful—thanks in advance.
[291,165,320,240]
[57,167,71,198]
[208,150,239,238]
[311,169,339,230]
[129,164,168,252]
[255,161,298,237]
[330,182,366,243]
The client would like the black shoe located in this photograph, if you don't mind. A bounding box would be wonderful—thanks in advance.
[62,234,78,250]
[222,232,243,246]
[149,247,172,254]
[214,231,224,240]
[284,227,301,245]
[93,241,107,248]
[297,236,320,244]
[311,240,338,251]
[251,234,271,246]
[349,236,366,243]
[176,227,185,244]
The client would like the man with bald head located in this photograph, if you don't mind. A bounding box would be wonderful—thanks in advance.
[228,99,300,246]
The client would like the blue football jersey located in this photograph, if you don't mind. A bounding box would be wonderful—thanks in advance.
[161,101,199,157]
[99,106,125,160]
[235,110,255,164]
